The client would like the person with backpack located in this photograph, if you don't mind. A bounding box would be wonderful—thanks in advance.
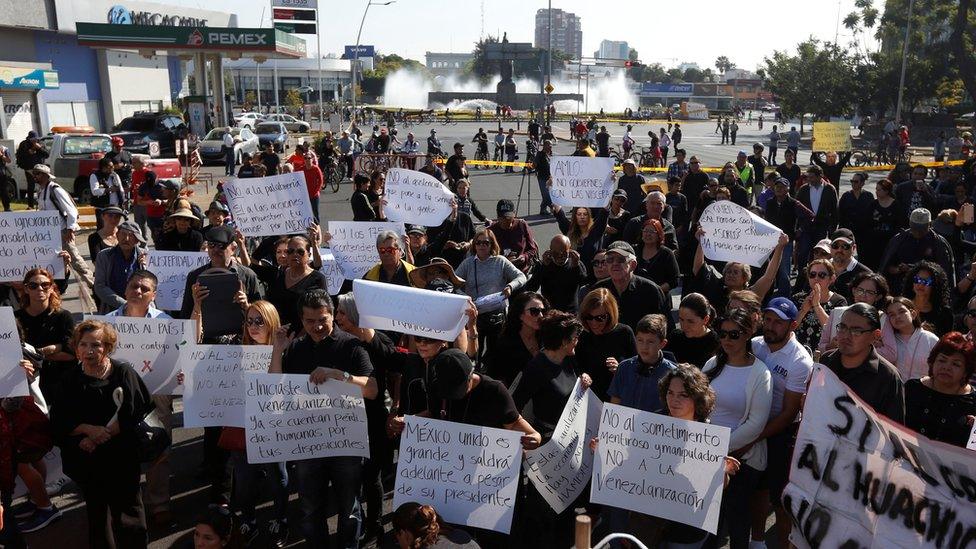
[16,132,49,209]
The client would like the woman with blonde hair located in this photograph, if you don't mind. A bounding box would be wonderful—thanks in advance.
[575,288,636,400]
[551,205,608,266]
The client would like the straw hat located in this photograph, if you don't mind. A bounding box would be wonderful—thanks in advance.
[408,257,465,289]
[167,208,201,229]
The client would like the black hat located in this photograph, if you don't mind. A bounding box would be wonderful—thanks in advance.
[830,228,855,244]
[406,225,427,236]
[429,349,475,400]
[606,240,636,261]
[496,199,515,218]
[205,225,235,245]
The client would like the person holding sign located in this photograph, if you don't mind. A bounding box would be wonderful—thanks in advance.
[692,227,788,314]
[265,232,329,330]
[32,164,96,300]
[552,205,608,268]
[904,332,976,448]
[270,290,376,549]
[179,226,263,322]
[15,268,77,402]
[810,150,853,189]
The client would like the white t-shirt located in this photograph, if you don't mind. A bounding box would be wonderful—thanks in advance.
[707,361,756,430]
[751,336,813,418]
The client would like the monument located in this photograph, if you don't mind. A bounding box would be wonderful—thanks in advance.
[427,34,582,110]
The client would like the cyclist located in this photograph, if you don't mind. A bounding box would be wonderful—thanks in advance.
[427,129,443,157]
[622,124,635,159]
[472,128,489,161]
[444,108,452,124]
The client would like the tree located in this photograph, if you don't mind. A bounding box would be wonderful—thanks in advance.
[665,67,685,83]
[951,0,976,128]
[363,52,427,79]
[243,90,257,108]
[628,48,639,62]
[284,89,303,111]
[761,39,861,132]
[715,56,736,73]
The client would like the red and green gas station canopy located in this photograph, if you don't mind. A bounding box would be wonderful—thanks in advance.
[76,23,306,58]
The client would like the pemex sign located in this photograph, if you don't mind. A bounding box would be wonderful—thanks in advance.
[76,23,306,57]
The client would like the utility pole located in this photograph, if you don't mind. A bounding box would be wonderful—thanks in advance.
[546,0,552,124]
[894,0,915,125]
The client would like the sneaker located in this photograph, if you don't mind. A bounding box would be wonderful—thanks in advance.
[12,501,38,519]
[239,521,259,547]
[19,505,62,533]
[267,519,289,548]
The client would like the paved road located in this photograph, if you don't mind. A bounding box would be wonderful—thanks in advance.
[21,117,894,548]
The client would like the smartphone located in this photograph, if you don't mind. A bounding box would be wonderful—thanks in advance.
[963,203,974,224]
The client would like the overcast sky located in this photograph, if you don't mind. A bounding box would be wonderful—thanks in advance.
[166,0,884,71]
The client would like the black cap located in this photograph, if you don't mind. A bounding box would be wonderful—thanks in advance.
[406,225,427,236]
[606,240,635,260]
[205,225,235,245]
[830,228,855,244]
[429,349,475,400]
[497,199,515,218]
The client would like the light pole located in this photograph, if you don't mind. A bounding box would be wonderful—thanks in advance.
[546,0,552,124]
[352,0,396,123]
[894,0,915,125]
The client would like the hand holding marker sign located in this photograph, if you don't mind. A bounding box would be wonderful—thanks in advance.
[384,168,455,227]
[547,156,616,208]
[698,201,782,267]
[223,172,315,237]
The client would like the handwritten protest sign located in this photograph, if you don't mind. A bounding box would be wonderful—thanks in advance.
[146,251,210,311]
[182,345,273,428]
[244,372,370,464]
[968,423,976,451]
[524,379,602,513]
[813,121,852,152]
[354,279,469,341]
[224,172,315,237]
[385,168,454,226]
[327,221,405,280]
[394,416,523,534]
[0,307,29,398]
[0,211,64,282]
[591,403,730,534]
[87,315,194,395]
[699,201,781,267]
[548,156,615,208]
[784,365,976,548]
[317,248,345,295]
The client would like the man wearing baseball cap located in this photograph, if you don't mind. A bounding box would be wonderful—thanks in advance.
[878,207,955,291]
[829,228,871,302]
[93,220,147,313]
[488,199,539,272]
[593,241,673,332]
[750,297,813,549]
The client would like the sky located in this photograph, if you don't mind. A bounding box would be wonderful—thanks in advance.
[165,0,884,71]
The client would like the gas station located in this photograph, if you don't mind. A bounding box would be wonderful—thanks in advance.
[75,22,307,137]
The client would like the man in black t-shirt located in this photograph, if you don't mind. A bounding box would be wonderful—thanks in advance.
[595,126,611,157]
[260,142,281,175]
[594,241,673,333]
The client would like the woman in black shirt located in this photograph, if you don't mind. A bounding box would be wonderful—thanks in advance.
[905,332,976,447]
[265,235,328,330]
[903,261,954,337]
[667,293,720,369]
[15,268,76,402]
[574,289,636,400]
[351,173,376,221]
[863,179,905,271]
[635,218,680,292]
[485,291,548,386]
[155,208,204,252]
[87,206,123,261]
[553,206,608,267]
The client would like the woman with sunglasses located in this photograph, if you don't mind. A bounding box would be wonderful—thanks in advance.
[636,218,679,293]
[904,332,976,447]
[902,261,953,337]
[265,232,328,330]
[551,205,608,267]
[693,227,787,313]
[668,293,720,369]
[702,309,772,549]
[878,297,939,381]
[574,288,636,400]
[485,292,549,387]
[792,259,847,351]
[818,272,890,354]
[15,268,76,402]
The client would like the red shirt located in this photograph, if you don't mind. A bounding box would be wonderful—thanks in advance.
[304,166,323,198]
[288,153,306,171]
[132,168,165,217]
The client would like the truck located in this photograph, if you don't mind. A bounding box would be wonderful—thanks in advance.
[5,132,181,204]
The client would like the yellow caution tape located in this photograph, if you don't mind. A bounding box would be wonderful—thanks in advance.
[435,158,969,174]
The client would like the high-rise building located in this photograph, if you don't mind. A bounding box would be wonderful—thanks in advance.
[596,40,628,60]
[534,8,582,59]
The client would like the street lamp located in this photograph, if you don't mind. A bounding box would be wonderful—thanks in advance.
[351,0,396,123]
[894,0,915,125]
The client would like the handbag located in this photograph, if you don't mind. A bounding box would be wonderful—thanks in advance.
[217,427,246,452]
[110,387,171,463]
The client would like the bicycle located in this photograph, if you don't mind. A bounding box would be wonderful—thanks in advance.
[473,146,489,167]
[442,116,458,126]
[326,158,343,193]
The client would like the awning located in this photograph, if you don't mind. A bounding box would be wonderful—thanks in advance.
[76,23,306,59]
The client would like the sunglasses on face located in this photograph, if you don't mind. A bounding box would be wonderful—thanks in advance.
[584,313,610,323]
[913,276,934,286]
[831,241,852,250]
[245,317,266,327]
[808,270,830,279]
[26,281,52,290]
[286,248,307,255]
[208,241,229,250]
[526,307,547,317]
[717,329,743,340]
[378,246,399,255]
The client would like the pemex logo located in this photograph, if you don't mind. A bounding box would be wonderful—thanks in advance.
[107,5,132,24]
[187,29,204,46]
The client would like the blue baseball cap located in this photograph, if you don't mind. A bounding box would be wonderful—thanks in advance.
[764,297,798,321]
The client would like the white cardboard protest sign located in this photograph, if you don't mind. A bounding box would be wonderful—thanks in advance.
[698,201,781,267]
[0,307,29,398]
[385,168,454,227]
[244,372,370,464]
[353,279,468,341]
[524,379,603,513]
[87,315,194,395]
[784,365,976,548]
[591,403,730,535]
[0,211,64,282]
[326,221,405,280]
[548,156,616,208]
[317,248,345,296]
[182,345,273,428]
[394,415,524,534]
[967,423,976,451]
[224,172,316,237]
[146,251,210,311]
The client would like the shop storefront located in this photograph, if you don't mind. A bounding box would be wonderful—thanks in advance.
[0,65,60,143]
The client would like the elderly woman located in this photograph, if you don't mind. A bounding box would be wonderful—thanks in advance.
[50,320,154,548]
[878,297,939,381]
[905,332,976,447]
[156,207,204,252]
[574,288,636,400]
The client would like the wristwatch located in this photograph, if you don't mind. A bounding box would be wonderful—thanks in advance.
[342,371,351,382]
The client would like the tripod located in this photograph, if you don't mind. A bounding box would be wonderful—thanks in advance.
[515,164,532,217]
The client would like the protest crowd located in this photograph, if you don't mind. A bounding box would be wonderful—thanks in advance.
[1,115,976,549]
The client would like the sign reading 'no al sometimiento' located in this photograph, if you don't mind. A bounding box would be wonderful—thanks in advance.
[548,156,616,209]
[698,201,781,267]
[224,173,315,237]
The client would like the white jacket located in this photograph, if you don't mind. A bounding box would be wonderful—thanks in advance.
[702,357,773,471]
[876,316,938,382]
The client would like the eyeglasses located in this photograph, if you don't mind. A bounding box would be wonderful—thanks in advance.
[853,286,878,297]
[245,317,266,327]
[26,281,52,290]
[208,241,229,250]
[583,313,610,323]
[808,271,830,279]
[286,248,307,255]
[526,307,547,317]
[830,242,852,251]
[717,329,743,340]
[913,276,934,287]
[835,323,873,336]
[378,246,399,255]
[474,240,491,247]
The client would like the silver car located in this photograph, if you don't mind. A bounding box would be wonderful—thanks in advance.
[264,113,311,133]
[197,127,259,165]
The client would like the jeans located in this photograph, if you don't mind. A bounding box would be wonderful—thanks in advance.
[224,147,236,175]
[537,173,553,213]
[231,452,289,523]
[293,456,363,548]
[774,240,794,298]
[309,194,320,224]
[767,146,778,165]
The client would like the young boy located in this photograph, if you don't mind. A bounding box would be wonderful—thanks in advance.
[606,314,677,411]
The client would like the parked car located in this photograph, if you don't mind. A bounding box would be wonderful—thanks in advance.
[197,127,260,165]
[9,132,180,203]
[111,112,187,157]
[263,114,311,133]
[254,122,289,153]
[235,112,265,129]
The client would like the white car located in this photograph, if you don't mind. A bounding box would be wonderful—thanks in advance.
[263,113,311,133]
[197,127,259,165]
[235,112,265,129]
